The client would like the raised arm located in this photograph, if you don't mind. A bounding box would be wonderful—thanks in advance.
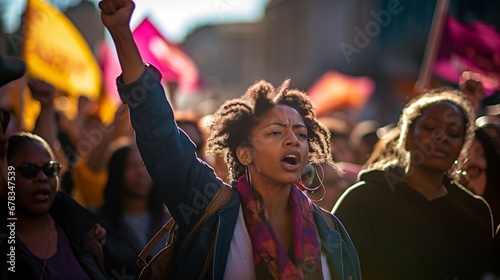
[99,0,223,227]
[29,79,58,152]
[87,104,133,172]
[99,0,145,84]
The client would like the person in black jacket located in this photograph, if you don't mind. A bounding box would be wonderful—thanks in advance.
[0,131,109,280]
[333,88,497,280]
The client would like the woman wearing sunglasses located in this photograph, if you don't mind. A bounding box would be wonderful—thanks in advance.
[0,132,109,280]
[460,126,500,229]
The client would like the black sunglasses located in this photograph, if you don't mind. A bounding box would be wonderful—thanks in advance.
[14,161,61,179]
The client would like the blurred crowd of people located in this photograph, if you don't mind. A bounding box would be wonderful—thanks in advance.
[0,1,499,277]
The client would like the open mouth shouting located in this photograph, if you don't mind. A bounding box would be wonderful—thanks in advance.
[281,152,301,171]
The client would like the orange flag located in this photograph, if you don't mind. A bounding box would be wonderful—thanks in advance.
[307,71,375,116]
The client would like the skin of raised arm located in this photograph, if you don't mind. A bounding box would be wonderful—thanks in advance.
[87,104,132,172]
[99,0,145,84]
[30,79,58,152]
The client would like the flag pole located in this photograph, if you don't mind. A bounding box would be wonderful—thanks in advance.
[414,0,450,94]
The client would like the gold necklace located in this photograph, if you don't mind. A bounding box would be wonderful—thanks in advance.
[17,216,53,280]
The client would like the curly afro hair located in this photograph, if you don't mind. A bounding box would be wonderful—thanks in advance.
[206,79,336,180]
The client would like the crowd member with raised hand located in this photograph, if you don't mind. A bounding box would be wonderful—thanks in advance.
[29,80,58,152]
[28,79,73,177]
[1,60,108,279]
[99,0,360,279]
[333,88,497,279]
[59,97,105,197]
[459,70,485,114]
[70,103,134,209]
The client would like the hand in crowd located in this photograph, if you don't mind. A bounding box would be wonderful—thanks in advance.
[28,79,57,107]
[99,0,135,33]
[93,223,107,246]
[459,71,484,111]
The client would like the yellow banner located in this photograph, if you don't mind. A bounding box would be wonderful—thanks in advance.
[23,0,101,100]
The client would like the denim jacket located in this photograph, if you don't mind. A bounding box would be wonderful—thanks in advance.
[117,65,361,280]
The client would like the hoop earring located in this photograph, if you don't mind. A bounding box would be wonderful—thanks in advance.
[302,163,322,192]
[245,165,253,190]
[305,164,326,202]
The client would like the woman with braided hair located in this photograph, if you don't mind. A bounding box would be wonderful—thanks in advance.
[99,0,360,279]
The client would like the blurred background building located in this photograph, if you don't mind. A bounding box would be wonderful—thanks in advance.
[1,0,499,125]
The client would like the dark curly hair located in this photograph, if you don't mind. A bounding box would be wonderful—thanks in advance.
[206,79,335,180]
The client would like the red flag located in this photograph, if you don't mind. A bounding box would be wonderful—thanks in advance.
[97,41,124,124]
[307,71,375,117]
[133,18,199,92]
[433,15,500,95]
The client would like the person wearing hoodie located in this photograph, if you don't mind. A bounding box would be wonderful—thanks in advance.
[333,87,497,280]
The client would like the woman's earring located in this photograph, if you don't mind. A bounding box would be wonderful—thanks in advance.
[304,164,326,202]
[245,165,253,189]
[302,164,321,192]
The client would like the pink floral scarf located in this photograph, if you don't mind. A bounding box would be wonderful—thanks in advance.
[237,175,324,280]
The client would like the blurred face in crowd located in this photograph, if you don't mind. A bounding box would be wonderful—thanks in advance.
[123,148,153,198]
[10,141,59,217]
[482,124,500,141]
[463,139,487,195]
[330,136,356,163]
[406,102,466,173]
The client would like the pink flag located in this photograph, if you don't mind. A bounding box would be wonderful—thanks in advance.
[99,41,122,105]
[133,18,199,92]
[433,15,500,95]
